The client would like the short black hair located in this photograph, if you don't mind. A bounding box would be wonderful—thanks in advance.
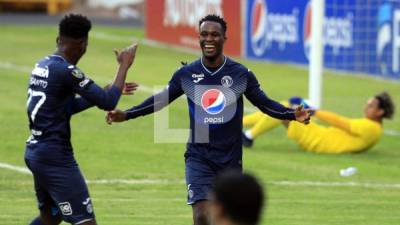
[59,14,91,39]
[199,14,227,35]
[375,92,395,119]
[212,171,265,225]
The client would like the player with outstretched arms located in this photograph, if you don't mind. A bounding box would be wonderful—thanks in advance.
[25,14,138,225]
[107,14,312,225]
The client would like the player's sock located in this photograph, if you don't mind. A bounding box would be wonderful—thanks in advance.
[245,130,253,139]
[29,217,45,225]
[242,131,253,148]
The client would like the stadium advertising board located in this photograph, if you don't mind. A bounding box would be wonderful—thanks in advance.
[245,0,400,79]
[146,0,242,56]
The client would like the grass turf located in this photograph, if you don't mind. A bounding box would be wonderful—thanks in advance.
[0,25,399,225]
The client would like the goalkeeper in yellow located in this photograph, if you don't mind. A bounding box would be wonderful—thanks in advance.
[242,92,395,153]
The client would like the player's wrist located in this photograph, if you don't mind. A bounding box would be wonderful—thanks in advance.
[119,62,132,70]
[124,110,135,120]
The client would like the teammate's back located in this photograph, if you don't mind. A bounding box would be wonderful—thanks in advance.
[25,14,138,225]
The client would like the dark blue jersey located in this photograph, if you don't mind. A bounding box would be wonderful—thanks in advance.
[125,57,295,162]
[25,55,121,164]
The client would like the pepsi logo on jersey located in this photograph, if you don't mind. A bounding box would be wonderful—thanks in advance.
[201,89,225,124]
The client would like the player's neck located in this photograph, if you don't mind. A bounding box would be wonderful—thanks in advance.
[54,50,78,65]
[367,116,382,124]
[202,54,225,68]
[373,117,383,124]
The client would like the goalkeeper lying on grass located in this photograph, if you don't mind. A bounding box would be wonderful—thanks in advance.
[242,92,395,153]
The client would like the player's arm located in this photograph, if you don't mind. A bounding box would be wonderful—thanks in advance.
[106,70,184,123]
[68,44,138,111]
[107,82,183,123]
[315,110,351,132]
[70,82,138,115]
[244,71,311,123]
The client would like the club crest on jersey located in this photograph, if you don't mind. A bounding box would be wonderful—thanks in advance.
[221,76,233,87]
[201,89,226,115]
[71,68,84,79]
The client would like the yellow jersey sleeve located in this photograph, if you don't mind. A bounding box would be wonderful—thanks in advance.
[315,110,351,132]
[350,118,382,140]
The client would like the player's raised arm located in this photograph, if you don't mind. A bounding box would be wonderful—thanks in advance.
[112,44,138,91]
[70,82,139,115]
[244,70,312,124]
[69,44,138,112]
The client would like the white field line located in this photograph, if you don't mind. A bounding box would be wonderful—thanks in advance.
[0,162,31,174]
[1,60,399,135]
[2,162,400,189]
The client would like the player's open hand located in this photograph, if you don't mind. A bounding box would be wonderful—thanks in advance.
[123,82,139,95]
[106,109,127,124]
[294,105,314,124]
[114,43,138,67]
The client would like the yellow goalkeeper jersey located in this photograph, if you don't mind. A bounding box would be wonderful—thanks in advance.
[287,112,383,153]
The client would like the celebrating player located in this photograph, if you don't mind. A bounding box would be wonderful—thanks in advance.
[242,92,395,153]
[25,14,138,225]
[209,171,265,225]
[106,14,312,225]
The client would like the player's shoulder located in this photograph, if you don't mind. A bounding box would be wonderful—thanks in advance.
[49,55,86,79]
[174,59,201,75]
[226,57,251,74]
[352,118,382,130]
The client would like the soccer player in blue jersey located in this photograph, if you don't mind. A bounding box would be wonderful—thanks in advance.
[106,14,312,225]
[25,14,138,225]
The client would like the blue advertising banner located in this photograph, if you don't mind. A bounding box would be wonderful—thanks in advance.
[245,0,400,80]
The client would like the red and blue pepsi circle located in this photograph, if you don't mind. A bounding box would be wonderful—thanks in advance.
[201,89,226,115]
[250,0,268,56]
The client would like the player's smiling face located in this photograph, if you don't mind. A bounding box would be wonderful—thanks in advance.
[199,21,226,60]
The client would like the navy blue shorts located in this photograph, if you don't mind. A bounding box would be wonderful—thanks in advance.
[184,150,242,205]
[25,158,95,224]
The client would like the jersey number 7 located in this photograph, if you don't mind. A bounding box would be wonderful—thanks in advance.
[27,88,46,122]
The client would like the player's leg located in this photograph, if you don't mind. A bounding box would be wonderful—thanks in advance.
[243,113,282,147]
[28,159,96,225]
[192,200,210,225]
[286,120,328,153]
[52,165,96,225]
[243,101,289,147]
[29,205,62,225]
[25,158,62,225]
[185,152,215,225]
[243,111,264,127]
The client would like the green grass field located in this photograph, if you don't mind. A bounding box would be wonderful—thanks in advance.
[0,24,399,225]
